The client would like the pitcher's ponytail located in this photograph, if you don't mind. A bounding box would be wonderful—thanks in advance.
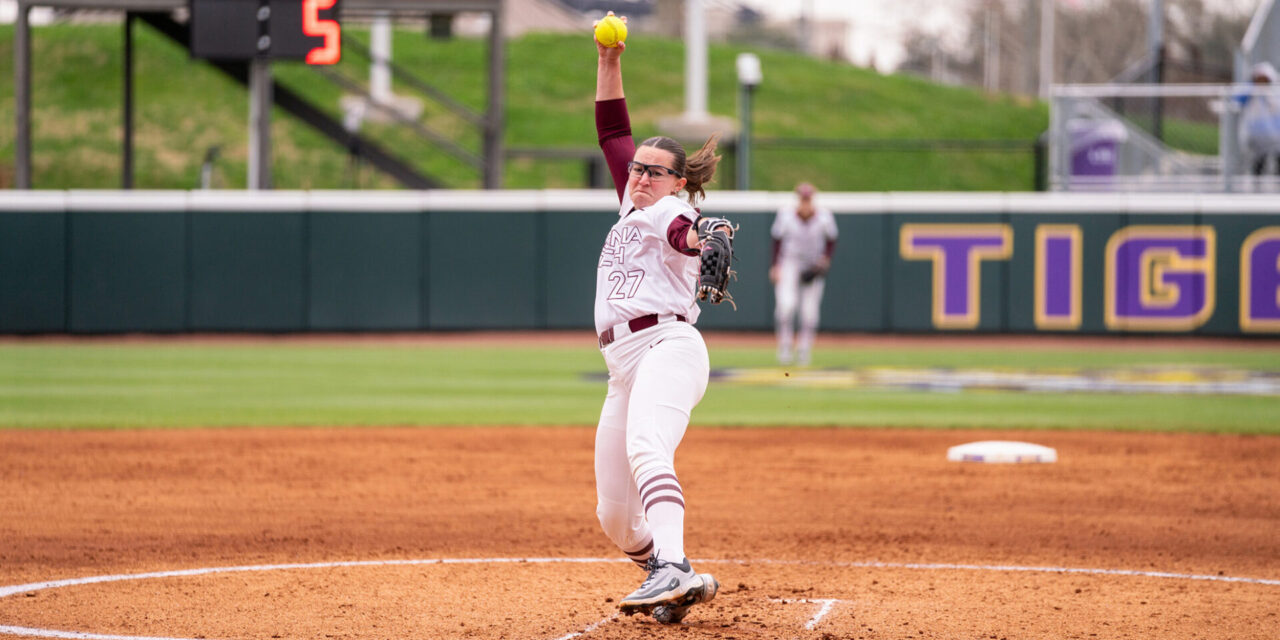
[682,133,722,205]
[639,134,722,206]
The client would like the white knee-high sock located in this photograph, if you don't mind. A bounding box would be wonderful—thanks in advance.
[798,323,817,360]
[623,536,654,569]
[777,322,794,358]
[637,468,685,563]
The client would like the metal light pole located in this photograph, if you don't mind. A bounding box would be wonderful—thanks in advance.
[658,0,735,146]
[1149,0,1165,142]
[247,57,273,190]
[685,0,708,121]
[247,3,273,190]
[1038,0,1054,100]
[798,0,814,56]
[736,53,762,190]
[15,1,30,188]
[984,1,1000,93]
[371,12,393,105]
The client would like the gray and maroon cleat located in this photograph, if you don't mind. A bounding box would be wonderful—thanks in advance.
[652,573,719,624]
[619,556,699,616]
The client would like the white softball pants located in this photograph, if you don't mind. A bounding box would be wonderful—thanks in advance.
[774,263,826,363]
[594,320,709,567]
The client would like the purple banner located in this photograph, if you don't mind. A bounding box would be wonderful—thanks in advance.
[1242,229,1280,332]
[1106,227,1216,331]
[900,224,1012,329]
[1035,225,1081,330]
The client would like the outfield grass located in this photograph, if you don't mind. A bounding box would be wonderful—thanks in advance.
[1,341,1276,433]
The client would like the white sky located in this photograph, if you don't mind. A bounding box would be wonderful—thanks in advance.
[734,0,1262,72]
[732,0,960,70]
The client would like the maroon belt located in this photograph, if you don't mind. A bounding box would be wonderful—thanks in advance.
[599,314,688,349]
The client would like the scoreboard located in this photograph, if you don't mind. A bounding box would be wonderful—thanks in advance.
[190,0,341,64]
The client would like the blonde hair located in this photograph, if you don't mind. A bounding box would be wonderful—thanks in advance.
[639,134,722,205]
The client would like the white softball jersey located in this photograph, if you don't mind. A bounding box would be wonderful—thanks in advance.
[594,193,702,335]
[771,206,838,269]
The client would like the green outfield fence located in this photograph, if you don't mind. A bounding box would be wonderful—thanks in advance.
[1,191,1277,336]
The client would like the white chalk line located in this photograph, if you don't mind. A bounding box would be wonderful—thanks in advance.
[549,613,617,640]
[804,599,837,631]
[770,598,840,630]
[725,558,1280,586]
[1,556,1276,640]
[0,626,188,640]
[0,558,624,601]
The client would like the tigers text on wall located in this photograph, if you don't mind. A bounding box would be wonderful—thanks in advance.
[899,224,1280,332]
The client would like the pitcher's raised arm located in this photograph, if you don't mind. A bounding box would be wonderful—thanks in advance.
[593,13,634,202]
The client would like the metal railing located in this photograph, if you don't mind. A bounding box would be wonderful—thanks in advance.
[1050,83,1280,193]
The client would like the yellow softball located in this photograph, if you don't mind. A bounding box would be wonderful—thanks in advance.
[594,14,627,48]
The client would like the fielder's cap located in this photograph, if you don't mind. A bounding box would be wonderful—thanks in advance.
[1252,61,1277,83]
[796,182,816,197]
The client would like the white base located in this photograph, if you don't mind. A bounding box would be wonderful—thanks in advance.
[946,440,1057,464]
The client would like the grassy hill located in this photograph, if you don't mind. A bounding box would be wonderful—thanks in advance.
[0,23,1049,191]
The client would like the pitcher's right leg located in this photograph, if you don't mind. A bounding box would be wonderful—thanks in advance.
[618,329,710,616]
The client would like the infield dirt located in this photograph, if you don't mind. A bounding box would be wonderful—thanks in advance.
[1,426,1276,639]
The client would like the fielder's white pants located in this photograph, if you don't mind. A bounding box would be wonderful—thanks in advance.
[774,262,826,364]
[595,320,709,567]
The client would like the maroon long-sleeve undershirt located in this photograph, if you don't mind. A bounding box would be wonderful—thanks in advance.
[597,97,697,256]
[595,98,635,204]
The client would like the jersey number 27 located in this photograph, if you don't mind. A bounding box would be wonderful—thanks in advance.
[606,270,645,300]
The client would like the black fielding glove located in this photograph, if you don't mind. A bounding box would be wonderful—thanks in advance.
[695,217,737,309]
[800,265,827,284]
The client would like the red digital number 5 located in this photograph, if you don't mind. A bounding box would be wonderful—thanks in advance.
[302,0,341,65]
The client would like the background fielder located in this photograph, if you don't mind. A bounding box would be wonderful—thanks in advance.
[770,182,838,366]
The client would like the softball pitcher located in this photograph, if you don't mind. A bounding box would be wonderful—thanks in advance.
[770,183,838,366]
[590,13,734,625]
